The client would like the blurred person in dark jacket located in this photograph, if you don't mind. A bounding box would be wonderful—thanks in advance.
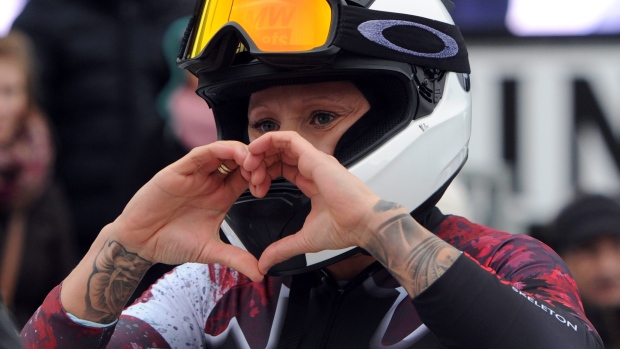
[537,194,620,349]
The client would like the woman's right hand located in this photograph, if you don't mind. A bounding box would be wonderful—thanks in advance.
[105,140,262,281]
[62,141,262,324]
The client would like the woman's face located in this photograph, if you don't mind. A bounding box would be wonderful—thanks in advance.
[0,57,28,145]
[247,81,370,154]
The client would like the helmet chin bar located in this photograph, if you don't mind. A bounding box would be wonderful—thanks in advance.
[220,179,362,276]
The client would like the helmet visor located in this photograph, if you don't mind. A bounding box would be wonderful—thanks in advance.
[187,0,334,58]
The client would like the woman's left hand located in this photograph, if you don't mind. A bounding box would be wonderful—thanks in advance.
[243,131,382,274]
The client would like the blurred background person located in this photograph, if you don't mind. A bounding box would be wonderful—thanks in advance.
[11,0,196,304]
[156,16,217,153]
[0,30,78,328]
[10,0,195,258]
[535,193,620,349]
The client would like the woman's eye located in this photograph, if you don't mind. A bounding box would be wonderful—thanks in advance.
[311,111,336,127]
[251,120,279,133]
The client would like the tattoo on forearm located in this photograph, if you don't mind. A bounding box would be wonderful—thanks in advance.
[401,237,457,293]
[85,240,152,323]
[365,200,460,297]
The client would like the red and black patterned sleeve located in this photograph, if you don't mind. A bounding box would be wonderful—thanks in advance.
[412,216,604,348]
[21,285,114,348]
[20,285,170,349]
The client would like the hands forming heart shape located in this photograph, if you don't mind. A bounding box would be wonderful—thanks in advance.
[109,131,382,282]
[61,130,456,324]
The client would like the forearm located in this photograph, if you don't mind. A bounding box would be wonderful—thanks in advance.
[61,224,153,324]
[413,254,604,348]
[360,200,461,298]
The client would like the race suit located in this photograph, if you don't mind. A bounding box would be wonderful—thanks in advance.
[20,210,604,348]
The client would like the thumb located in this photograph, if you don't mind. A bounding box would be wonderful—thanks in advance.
[257,234,313,275]
[208,244,264,282]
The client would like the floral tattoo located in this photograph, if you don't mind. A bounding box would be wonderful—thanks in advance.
[85,240,152,323]
[365,200,460,297]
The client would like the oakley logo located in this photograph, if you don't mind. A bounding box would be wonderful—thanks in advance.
[358,20,458,58]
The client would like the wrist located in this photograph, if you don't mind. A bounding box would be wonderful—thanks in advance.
[62,224,153,324]
[359,199,461,297]
[99,220,151,261]
[357,200,416,251]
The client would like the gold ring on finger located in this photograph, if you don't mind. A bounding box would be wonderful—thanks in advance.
[217,163,233,175]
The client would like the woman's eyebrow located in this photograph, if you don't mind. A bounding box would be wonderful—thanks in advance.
[300,94,342,103]
[247,100,268,111]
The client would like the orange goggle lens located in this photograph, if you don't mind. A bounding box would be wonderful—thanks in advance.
[189,0,333,58]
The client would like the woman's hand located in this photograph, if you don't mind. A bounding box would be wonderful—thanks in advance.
[243,131,382,274]
[105,140,262,281]
[244,131,461,298]
[63,140,264,324]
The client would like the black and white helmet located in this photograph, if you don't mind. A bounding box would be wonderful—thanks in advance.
[177,0,472,275]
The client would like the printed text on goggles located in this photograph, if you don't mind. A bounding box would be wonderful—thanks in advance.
[178,0,470,74]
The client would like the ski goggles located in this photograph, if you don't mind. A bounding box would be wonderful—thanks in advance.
[178,0,340,73]
[178,0,471,74]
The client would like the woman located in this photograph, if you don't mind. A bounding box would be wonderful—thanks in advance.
[0,31,77,328]
[22,0,602,348]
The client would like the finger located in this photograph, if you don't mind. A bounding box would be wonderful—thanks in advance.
[244,151,284,198]
[257,233,315,275]
[222,146,253,177]
[215,162,235,176]
[249,158,303,198]
[204,243,264,282]
[241,156,268,197]
[247,131,307,160]
[219,150,255,199]
[243,148,265,172]
[247,132,332,181]
[171,141,248,176]
[239,167,252,185]
[252,174,272,198]
[227,168,252,198]
[248,159,268,186]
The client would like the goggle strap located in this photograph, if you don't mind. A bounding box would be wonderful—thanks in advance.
[335,6,470,73]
